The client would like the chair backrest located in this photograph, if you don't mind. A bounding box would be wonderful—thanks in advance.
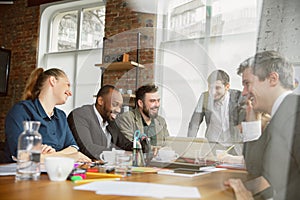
[0,141,7,163]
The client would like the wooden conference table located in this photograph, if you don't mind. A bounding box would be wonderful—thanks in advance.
[0,168,248,200]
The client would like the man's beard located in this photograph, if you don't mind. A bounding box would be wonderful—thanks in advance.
[142,105,158,119]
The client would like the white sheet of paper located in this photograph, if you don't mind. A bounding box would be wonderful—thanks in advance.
[0,163,17,176]
[242,121,262,142]
[157,169,210,177]
[200,166,226,172]
[0,163,46,176]
[74,181,201,199]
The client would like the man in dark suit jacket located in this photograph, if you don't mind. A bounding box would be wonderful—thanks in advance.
[67,85,132,160]
[188,70,245,155]
[229,50,300,199]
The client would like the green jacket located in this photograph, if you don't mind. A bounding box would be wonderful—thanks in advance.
[116,108,169,147]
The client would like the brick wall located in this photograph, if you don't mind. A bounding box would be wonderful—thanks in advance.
[0,0,40,142]
[0,0,156,143]
[103,0,156,90]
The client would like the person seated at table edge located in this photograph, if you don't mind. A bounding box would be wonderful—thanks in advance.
[116,83,169,150]
[3,67,91,163]
[67,85,133,160]
[226,50,300,199]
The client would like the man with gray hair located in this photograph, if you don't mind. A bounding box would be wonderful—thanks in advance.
[228,50,300,200]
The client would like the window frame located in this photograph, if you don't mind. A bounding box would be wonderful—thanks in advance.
[48,2,105,53]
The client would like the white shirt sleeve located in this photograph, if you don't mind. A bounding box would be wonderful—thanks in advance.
[241,120,262,142]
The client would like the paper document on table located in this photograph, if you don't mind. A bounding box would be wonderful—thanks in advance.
[157,169,210,177]
[74,181,201,199]
[0,163,16,176]
[157,166,225,177]
[216,163,246,170]
[0,163,46,175]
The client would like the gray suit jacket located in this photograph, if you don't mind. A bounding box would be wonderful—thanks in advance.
[67,105,132,160]
[116,108,169,146]
[244,94,300,199]
[188,89,245,142]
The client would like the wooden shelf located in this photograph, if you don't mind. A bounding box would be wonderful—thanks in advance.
[95,61,144,71]
[93,94,135,101]
[122,94,136,98]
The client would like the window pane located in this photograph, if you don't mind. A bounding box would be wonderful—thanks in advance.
[81,6,106,49]
[51,11,78,52]
[167,0,258,40]
[168,0,207,40]
[210,0,258,36]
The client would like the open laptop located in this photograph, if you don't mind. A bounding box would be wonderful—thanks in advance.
[149,136,215,169]
[164,136,215,159]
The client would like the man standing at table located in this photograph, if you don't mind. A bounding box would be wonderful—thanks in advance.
[67,85,132,160]
[116,84,169,148]
[229,50,300,200]
[187,70,245,155]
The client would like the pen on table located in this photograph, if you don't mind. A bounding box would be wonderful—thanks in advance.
[225,145,235,154]
[73,178,120,184]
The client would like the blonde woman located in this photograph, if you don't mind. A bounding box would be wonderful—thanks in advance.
[4,68,91,163]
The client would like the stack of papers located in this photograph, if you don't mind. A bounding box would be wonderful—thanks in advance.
[0,163,17,176]
[74,181,201,198]
[0,163,47,176]
[216,163,246,170]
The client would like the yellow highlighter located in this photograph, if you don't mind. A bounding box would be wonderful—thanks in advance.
[85,172,123,179]
[73,177,120,184]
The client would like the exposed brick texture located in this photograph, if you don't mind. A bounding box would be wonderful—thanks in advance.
[0,0,40,142]
[0,0,156,143]
[103,0,155,90]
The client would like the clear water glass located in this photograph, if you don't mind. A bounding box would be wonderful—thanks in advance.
[16,121,42,181]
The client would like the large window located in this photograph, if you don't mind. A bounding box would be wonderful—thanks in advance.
[154,0,262,137]
[50,6,105,52]
[167,0,258,40]
[38,0,105,114]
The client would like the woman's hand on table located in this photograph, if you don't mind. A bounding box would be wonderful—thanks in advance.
[41,144,56,154]
[74,152,92,163]
[40,149,92,163]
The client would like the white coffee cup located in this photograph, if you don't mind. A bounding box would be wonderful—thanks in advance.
[100,150,125,165]
[156,149,179,162]
[100,151,115,165]
[44,157,74,181]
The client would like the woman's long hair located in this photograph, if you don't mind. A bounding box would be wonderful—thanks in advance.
[22,68,66,100]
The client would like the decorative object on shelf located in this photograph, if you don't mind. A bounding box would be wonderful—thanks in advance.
[95,32,144,88]
[103,53,129,63]
[95,32,144,110]
[95,61,144,71]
